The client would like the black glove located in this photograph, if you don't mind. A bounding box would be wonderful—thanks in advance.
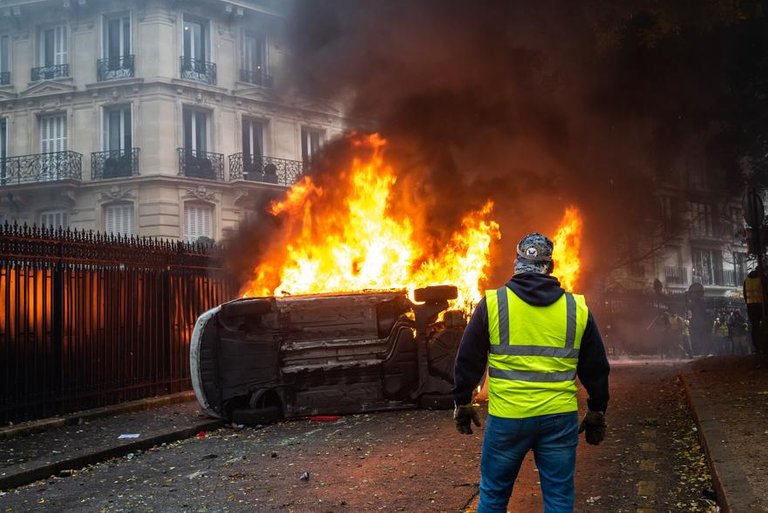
[579,409,606,445]
[453,403,481,435]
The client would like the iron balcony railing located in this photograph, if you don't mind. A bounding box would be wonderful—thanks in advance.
[91,148,140,180]
[664,266,689,286]
[180,57,217,85]
[0,71,9,85]
[177,148,224,181]
[0,151,82,185]
[31,63,69,81]
[239,68,273,87]
[228,153,304,186]
[97,54,135,81]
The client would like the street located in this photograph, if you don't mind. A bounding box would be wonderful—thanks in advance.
[1,361,716,512]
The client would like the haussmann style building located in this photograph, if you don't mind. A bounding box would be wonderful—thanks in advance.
[0,0,347,242]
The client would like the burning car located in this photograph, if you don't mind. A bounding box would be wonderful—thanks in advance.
[190,285,465,425]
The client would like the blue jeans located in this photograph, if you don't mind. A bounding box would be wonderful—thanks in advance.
[478,411,579,513]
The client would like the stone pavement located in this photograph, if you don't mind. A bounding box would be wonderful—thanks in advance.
[0,356,766,513]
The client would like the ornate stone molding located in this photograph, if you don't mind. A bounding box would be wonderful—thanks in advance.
[99,185,135,203]
[183,185,217,203]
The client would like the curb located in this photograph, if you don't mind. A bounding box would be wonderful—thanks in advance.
[0,418,224,491]
[0,391,196,439]
[680,370,758,513]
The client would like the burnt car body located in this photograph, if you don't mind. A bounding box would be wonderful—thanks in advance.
[190,285,466,425]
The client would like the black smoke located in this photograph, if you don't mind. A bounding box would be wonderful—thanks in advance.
[229,0,760,293]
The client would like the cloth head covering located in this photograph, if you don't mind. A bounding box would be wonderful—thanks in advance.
[514,232,554,275]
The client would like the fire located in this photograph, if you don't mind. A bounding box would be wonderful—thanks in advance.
[551,206,583,291]
[240,133,501,312]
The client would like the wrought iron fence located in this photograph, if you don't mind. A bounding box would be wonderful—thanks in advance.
[180,57,217,85]
[0,222,239,424]
[177,148,224,181]
[0,71,9,85]
[0,151,82,185]
[31,63,69,81]
[228,153,304,186]
[239,68,273,87]
[91,148,140,180]
[97,55,135,81]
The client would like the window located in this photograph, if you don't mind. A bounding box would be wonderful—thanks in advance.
[103,14,131,59]
[39,26,67,67]
[184,204,213,242]
[104,203,133,236]
[0,118,6,184]
[692,248,723,286]
[689,201,713,237]
[39,210,68,229]
[39,113,67,180]
[242,117,263,159]
[99,14,133,81]
[183,108,208,153]
[104,105,132,152]
[241,32,269,85]
[0,35,10,85]
[183,17,208,63]
[301,127,323,168]
[733,252,748,286]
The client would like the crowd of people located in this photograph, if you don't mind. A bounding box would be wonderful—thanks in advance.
[654,307,753,358]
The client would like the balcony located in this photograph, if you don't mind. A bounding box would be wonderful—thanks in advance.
[664,266,689,286]
[31,63,69,81]
[239,68,273,87]
[180,57,217,85]
[91,148,140,180]
[97,55,135,82]
[0,151,82,186]
[0,71,9,85]
[177,148,224,180]
[228,153,303,186]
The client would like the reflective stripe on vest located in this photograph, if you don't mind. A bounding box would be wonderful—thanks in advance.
[745,276,762,304]
[486,286,588,418]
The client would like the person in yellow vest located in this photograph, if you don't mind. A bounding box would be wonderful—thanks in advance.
[452,232,610,513]
[743,269,763,353]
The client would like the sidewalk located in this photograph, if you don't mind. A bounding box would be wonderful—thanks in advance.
[681,354,768,513]
[0,393,222,491]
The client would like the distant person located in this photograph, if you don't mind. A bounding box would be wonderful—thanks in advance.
[712,314,730,355]
[727,310,751,355]
[452,232,610,513]
[743,270,763,353]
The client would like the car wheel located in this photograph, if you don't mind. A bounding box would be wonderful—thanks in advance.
[414,285,458,303]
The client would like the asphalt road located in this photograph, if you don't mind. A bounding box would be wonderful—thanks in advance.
[0,361,717,512]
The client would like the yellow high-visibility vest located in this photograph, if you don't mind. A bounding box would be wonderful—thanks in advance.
[486,286,589,418]
[745,275,762,304]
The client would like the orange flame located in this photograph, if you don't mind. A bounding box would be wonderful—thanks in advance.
[551,206,583,291]
[240,133,501,312]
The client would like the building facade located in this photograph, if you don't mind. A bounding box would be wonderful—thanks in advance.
[612,146,747,299]
[0,0,346,242]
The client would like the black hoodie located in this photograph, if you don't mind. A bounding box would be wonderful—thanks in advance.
[452,272,610,413]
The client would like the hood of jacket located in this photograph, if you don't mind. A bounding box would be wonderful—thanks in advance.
[506,272,565,306]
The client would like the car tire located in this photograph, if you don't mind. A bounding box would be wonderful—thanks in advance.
[231,405,283,425]
[414,285,458,303]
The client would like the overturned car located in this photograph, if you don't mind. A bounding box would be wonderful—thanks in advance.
[190,285,466,425]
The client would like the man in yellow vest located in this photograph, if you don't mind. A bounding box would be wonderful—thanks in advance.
[452,232,610,513]
[743,269,763,353]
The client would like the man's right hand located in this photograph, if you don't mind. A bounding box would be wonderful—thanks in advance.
[453,403,481,434]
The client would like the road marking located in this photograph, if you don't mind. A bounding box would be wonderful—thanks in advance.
[636,509,656,513]
[639,429,656,438]
[640,442,657,452]
[639,459,656,471]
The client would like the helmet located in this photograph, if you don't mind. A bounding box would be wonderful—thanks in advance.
[514,232,553,274]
